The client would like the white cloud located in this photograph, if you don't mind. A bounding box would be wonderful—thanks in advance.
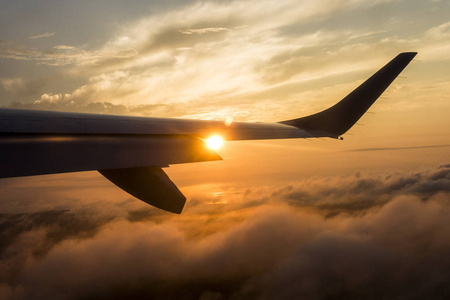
[54,45,75,50]
[180,27,231,35]
[0,78,24,92]
[28,32,55,39]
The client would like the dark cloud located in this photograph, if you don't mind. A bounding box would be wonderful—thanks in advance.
[0,165,449,299]
[279,164,450,216]
[0,209,112,295]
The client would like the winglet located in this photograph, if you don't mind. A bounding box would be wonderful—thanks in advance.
[280,52,417,136]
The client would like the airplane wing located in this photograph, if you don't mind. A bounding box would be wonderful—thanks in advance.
[0,52,417,213]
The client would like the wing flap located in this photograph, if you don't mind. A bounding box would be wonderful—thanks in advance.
[99,166,186,214]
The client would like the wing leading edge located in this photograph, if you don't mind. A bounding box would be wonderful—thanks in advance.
[0,52,417,213]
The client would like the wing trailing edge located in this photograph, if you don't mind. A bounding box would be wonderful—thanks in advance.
[280,52,417,136]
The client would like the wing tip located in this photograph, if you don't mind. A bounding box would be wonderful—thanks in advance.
[279,51,417,136]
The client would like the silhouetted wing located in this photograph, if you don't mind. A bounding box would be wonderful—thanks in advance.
[0,111,312,213]
[0,52,416,213]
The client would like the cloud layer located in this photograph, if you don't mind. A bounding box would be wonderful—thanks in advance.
[1,0,450,123]
[1,164,449,299]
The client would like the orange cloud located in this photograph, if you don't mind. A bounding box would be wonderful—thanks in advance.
[1,165,449,299]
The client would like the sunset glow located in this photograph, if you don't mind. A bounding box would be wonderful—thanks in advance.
[0,0,449,299]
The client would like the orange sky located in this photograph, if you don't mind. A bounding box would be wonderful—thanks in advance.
[0,1,450,298]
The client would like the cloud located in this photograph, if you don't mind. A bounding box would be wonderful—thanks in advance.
[53,45,75,50]
[4,0,438,119]
[424,21,450,40]
[0,43,97,66]
[0,77,51,102]
[28,32,55,40]
[0,164,449,299]
[179,27,231,35]
[0,78,24,93]
[279,164,450,216]
[420,21,450,61]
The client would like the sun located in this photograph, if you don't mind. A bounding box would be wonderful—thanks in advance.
[206,136,223,150]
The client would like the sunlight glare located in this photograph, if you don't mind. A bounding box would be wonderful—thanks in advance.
[206,136,223,150]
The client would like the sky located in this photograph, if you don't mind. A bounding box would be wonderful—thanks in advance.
[0,0,450,299]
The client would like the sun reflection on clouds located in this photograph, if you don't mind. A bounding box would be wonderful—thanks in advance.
[206,191,228,205]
